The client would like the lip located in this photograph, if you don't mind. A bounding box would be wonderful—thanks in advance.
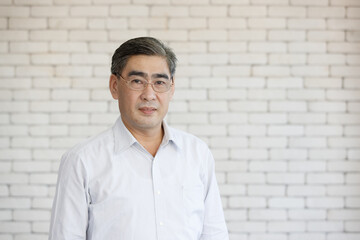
[139,107,156,115]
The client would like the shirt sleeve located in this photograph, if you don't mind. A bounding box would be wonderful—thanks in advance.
[200,148,229,240]
[49,151,89,240]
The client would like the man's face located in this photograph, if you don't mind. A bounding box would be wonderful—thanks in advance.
[109,55,175,133]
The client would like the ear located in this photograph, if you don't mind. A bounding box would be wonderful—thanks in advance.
[109,74,119,100]
[169,77,175,100]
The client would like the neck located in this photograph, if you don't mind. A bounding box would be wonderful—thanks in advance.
[122,120,164,157]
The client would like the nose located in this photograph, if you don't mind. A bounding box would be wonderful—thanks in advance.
[140,82,156,101]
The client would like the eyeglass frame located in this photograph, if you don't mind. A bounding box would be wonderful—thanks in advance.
[113,72,174,93]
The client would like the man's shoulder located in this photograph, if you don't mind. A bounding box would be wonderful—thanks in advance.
[63,126,114,159]
[168,126,209,150]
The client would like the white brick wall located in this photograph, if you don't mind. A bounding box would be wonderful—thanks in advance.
[0,0,359,239]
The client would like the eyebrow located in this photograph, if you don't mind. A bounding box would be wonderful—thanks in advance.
[127,70,170,80]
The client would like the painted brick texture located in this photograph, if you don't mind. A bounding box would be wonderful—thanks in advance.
[0,0,360,240]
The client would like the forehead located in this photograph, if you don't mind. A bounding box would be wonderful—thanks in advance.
[123,55,170,74]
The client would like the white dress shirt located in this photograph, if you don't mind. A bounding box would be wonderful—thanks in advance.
[49,117,228,240]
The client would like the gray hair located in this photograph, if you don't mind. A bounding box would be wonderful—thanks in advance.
[111,37,177,77]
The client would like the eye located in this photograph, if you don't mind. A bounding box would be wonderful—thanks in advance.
[154,80,166,86]
[131,79,144,85]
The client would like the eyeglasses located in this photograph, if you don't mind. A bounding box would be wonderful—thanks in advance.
[115,73,173,93]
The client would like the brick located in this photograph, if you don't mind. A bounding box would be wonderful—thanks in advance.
[10,185,48,197]
[308,221,343,232]
[30,30,67,41]
[56,66,92,77]
[31,6,68,17]
[30,101,68,112]
[288,186,326,196]
[348,7,360,17]
[348,103,360,113]
[346,198,360,208]
[69,30,107,41]
[267,78,303,88]
[0,149,31,160]
[249,185,286,196]
[289,210,327,220]
[329,43,360,53]
[229,30,266,40]
[229,197,266,208]
[288,89,325,100]
[0,102,28,113]
[328,186,360,196]
[249,113,287,123]
[52,89,89,100]
[230,54,266,64]
[173,89,206,100]
[250,42,286,53]
[309,7,345,17]
[129,17,166,29]
[332,66,360,77]
[170,42,206,53]
[33,149,65,161]
[32,197,53,209]
[32,222,50,233]
[0,7,29,17]
[329,114,360,124]
[15,0,52,4]
[254,66,290,76]
[189,54,228,65]
[328,161,360,172]
[169,18,206,29]
[346,173,360,183]
[188,125,226,137]
[309,149,346,160]
[229,78,265,88]
[14,90,50,100]
[33,78,71,88]
[307,173,344,184]
[308,31,345,41]
[11,137,49,148]
[228,173,265,183]
[248,18,286,29]
[151,6,189,17]
[305,78,342,88]
[267,173,304,184]
[328,19,360,30]
[50,42,87,53]
[210,137,247,148]
[215,161,247,173]
[231,149,268,160]
[229,125,266,136]
[290,137,326,148]
[190,77,227,89]
[230,101,267,112]
[269,30,306,41]
[10,42,48,53]
[288,19,326,29]
[70,6,108,17]
[270,101,307,112]
[328,234,360,240]
[268,125,304,136]
[292,66,329,77]
[210,89,247,100]
[0,54,29,65]
[0,30,28,41]
[70,101,107,112]
[329,209,360,219]
[249,160,287,171]
[249,209,287,220]
[208,18,246,29]
[0,222,31,233]
[289,161,326,172]
[149,30,187,41]
[269,6,306,17]
[309,54,345,65]
[189,30,226,41]
[110,5,149,16]
[190,6,227,17]
[210,113,247,124]
[49,18,87,29]
[345,221,360,232]
[309,102,344,113]
[289,42,326,53]
[345,126,360,136]
[0,210,11,220]
[228,221,266,233]
[328,90,360,100]
[269,197,305,209]
[347,55,360,65]
[229,6,267,16]
[30,173,57,184]
[9,18,47,29]
[213,66,250,77]
[70,125,110,137]
[270,149,307,160]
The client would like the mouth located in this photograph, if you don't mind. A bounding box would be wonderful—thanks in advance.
[139,107,157,115]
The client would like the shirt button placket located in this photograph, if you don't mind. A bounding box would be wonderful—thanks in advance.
[152,157,164,240]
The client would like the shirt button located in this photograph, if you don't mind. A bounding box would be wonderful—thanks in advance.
[160,222,164,226]
[157,190,161,195]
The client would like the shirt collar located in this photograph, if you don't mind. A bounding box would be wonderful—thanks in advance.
[113,116,182,154]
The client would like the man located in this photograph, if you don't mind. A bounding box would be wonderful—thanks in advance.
[49,37,228,240]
